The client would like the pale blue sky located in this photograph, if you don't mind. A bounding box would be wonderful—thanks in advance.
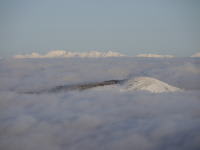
[0,0,200,57]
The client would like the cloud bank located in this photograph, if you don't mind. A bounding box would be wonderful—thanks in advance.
[0,57,200,150]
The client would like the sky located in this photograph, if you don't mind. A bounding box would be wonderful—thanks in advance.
[0,0,200,57]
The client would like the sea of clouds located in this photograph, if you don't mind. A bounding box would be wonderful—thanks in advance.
[0,57,200,150]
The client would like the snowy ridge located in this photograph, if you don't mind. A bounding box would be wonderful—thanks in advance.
[123,77,182,93]
[136,54,174,58]
[191,52,200,58]
[14,50,126,58]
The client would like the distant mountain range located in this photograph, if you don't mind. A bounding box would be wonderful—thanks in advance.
[14,50,126,58]
[13,50,200,58]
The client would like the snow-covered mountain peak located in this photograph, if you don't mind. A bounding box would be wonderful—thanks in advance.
[123,77,182,93]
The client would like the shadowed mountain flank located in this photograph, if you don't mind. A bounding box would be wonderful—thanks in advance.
[23,79,125,94]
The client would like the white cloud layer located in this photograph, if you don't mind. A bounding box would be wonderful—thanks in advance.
[14,50,126,58]
[0,57,200,150]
